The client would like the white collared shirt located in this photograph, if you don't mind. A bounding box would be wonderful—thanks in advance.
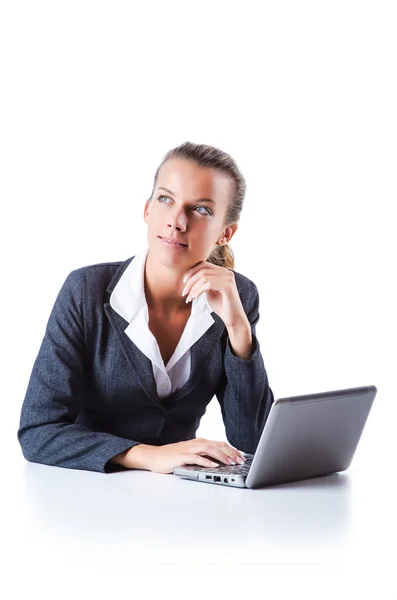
[109,247,215,399]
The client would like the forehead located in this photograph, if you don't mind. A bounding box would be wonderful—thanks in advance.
[156,158,233,204]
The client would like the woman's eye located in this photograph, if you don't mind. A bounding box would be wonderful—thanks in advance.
[195,205,212,215]
[157,195,212,216]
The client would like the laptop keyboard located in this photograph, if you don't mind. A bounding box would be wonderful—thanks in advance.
[197,455,253,475]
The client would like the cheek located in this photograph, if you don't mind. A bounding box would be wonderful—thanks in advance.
[146,212,160,230]
[196,222,219,239]
[206,222,223,239]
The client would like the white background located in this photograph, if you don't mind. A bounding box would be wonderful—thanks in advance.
[1,0,396,597]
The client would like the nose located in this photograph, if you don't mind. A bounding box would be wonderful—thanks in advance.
[167,206,188,232]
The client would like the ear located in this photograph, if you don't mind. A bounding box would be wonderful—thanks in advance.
[143,198,151,224]
[216,223,238,246]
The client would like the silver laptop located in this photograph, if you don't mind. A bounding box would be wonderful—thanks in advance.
[173,385,377,488]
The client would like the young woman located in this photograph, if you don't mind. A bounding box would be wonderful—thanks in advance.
[17,141,274,474]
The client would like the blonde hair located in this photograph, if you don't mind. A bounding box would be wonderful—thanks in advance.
[149,141,246,270]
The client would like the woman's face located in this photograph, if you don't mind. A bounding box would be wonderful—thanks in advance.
[143,158,237,270]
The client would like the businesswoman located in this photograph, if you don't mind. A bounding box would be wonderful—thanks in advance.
[17,141,274,474]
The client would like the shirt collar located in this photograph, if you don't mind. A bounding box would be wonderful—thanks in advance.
[109,246,213,324]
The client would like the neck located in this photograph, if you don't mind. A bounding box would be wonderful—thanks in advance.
[144,250,190,315]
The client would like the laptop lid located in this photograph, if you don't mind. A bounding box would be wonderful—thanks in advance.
[245,385,377,488]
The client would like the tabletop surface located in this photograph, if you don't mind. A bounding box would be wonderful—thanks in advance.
[4,400,396,599]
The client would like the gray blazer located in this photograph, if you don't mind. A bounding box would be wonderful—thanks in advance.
[17,255,274,473]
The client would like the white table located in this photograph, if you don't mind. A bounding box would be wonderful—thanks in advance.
[4,406,396,599]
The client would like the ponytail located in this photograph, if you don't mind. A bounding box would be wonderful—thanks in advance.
[207,243,235,270]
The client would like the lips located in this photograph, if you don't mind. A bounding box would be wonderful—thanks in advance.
[158,236,188,247]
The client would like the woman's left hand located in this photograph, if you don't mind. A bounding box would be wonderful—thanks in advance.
[181,261,249,328]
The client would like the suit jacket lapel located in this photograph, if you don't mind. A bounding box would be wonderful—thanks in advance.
[104,302,162,407]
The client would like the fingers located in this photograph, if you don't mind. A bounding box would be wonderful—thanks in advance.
[182,273,212,301]
[182,267,232,301]
[183,455,221,469]
[185,280,212,303]
[182,262,210,285]
[191,440,246,466]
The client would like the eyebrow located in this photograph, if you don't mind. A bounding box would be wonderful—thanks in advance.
[156,186,216,204]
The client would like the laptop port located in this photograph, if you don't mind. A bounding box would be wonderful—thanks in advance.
[214,476,221,482]
[224,478,228,483]
[205,475,212,480]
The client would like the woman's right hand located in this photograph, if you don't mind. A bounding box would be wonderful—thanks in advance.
[131,438,246,474]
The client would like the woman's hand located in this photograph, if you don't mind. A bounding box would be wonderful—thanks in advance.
[142,438,247,475]
[181,261,248,328]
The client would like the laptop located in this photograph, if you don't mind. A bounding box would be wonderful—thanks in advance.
[173,385,377,488]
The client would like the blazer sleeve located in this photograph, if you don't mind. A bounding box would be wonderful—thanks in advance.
[17,270,140,474]
[215,280,275,454]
